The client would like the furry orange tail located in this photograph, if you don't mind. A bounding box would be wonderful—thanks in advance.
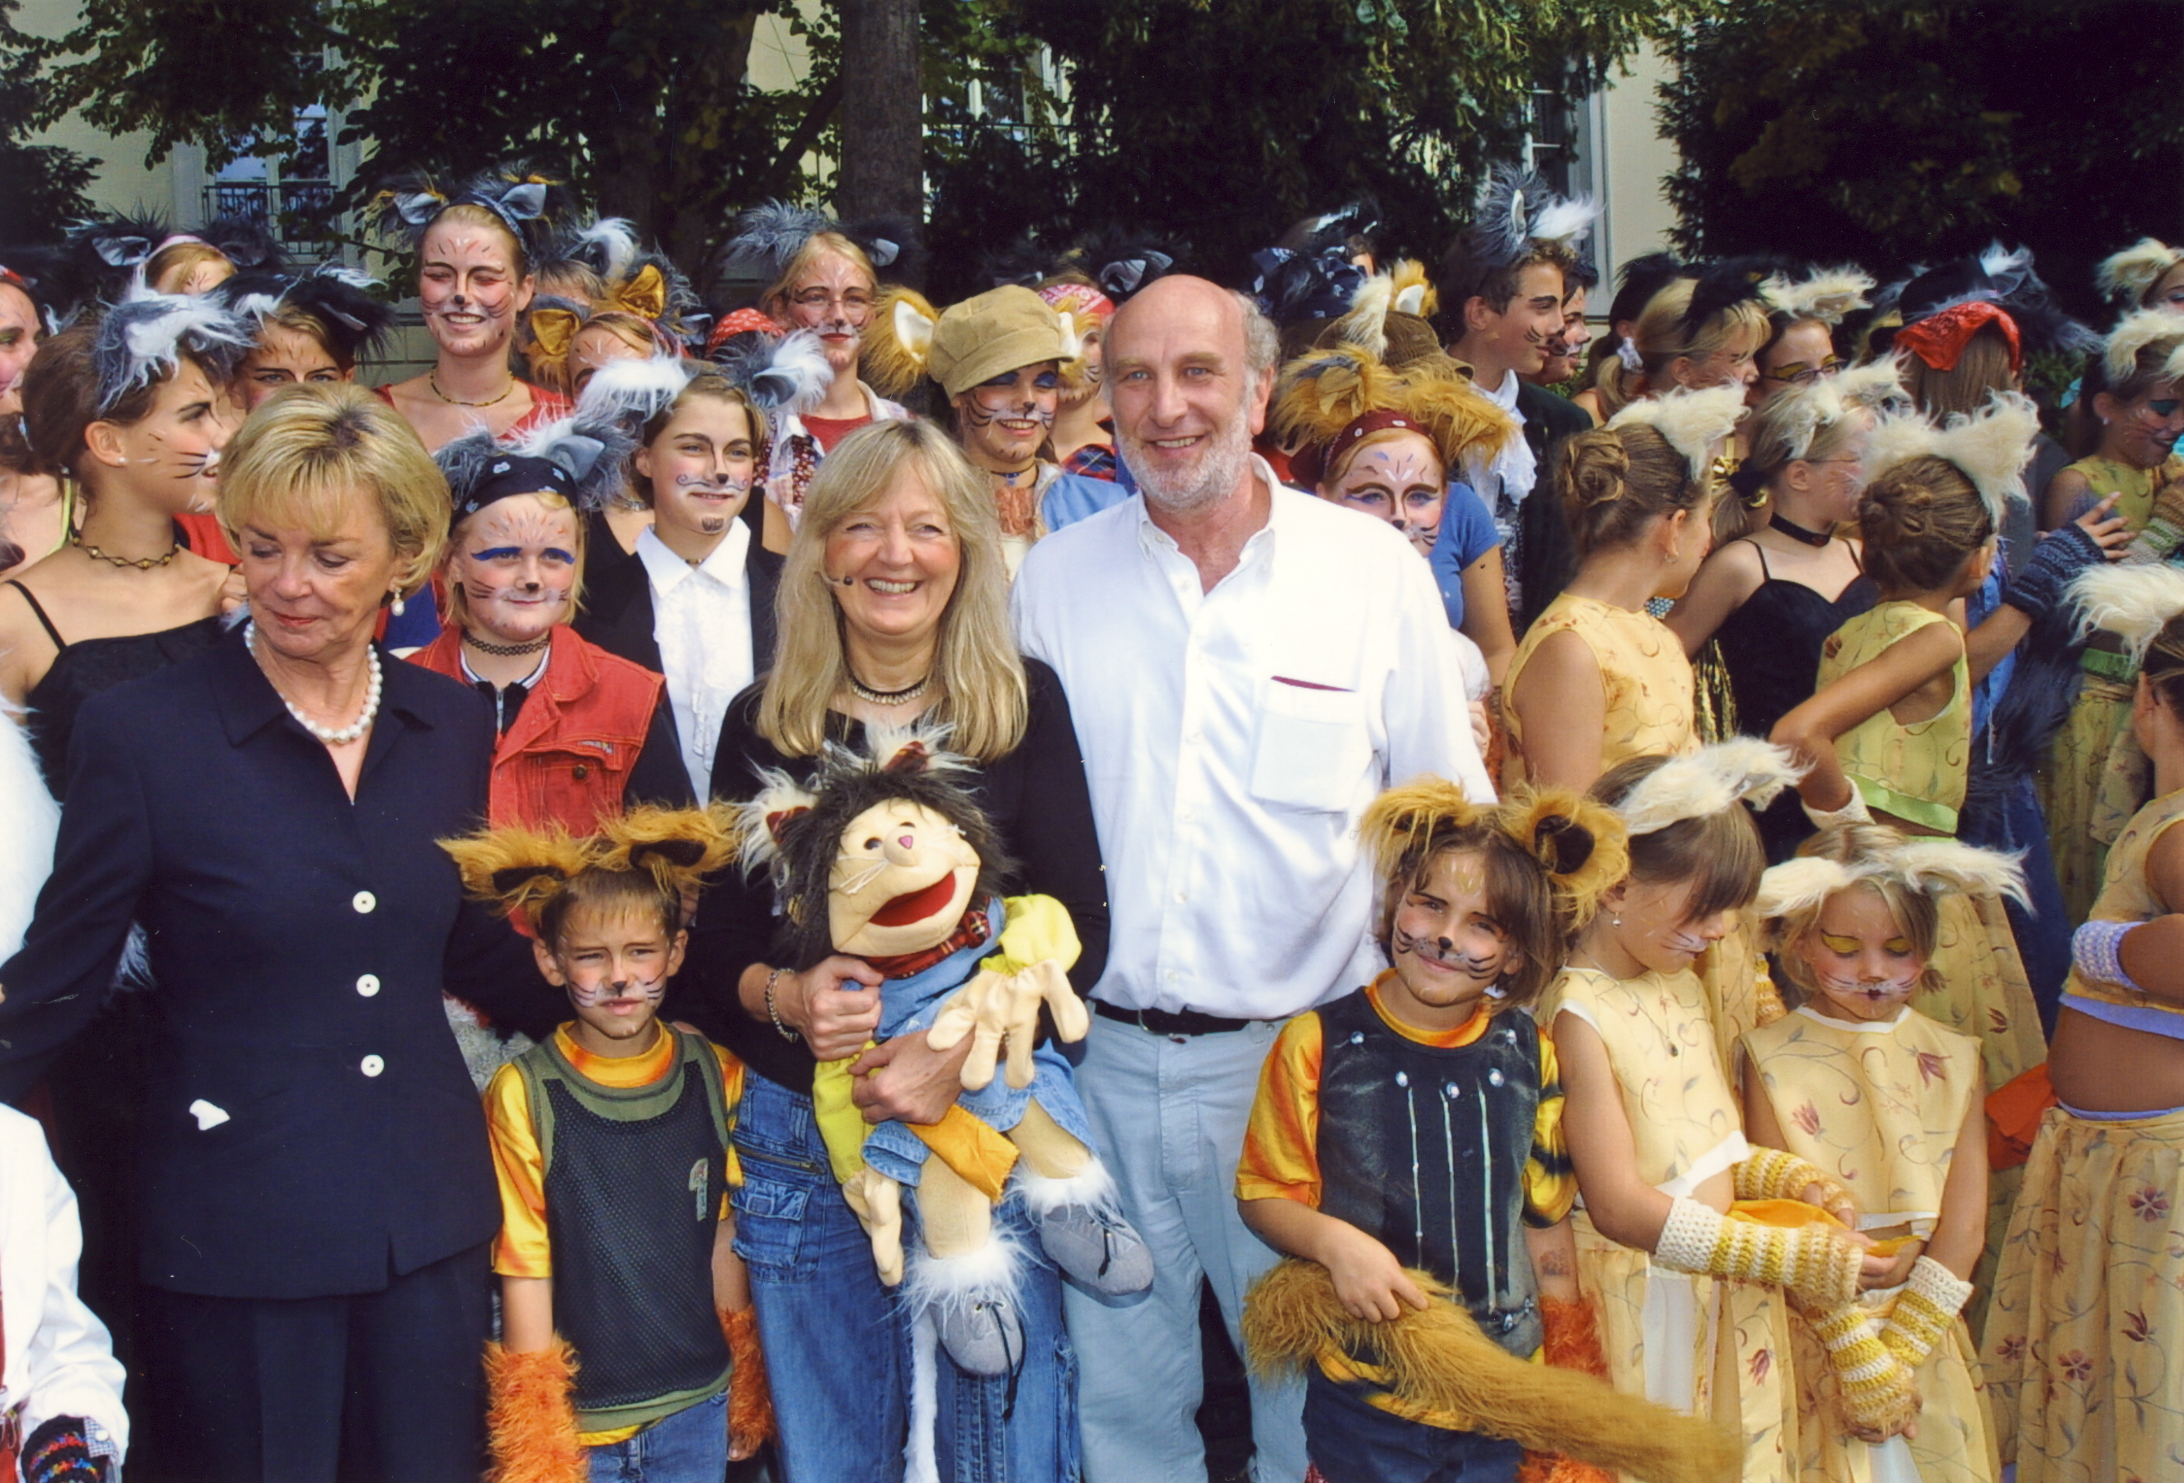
[1243,1260,1739,1483]
[723,1306,778,1448]
[484,1338,586,1483]
[1519,1298,1619,1483]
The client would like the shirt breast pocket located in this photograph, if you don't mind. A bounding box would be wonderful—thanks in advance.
[1249,681,1373,813]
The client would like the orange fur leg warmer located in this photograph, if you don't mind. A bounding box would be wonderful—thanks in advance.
[484,1338,586,1483]
[722,1306,777,1448]
[1518,1299,1618,1483]
[1242,1260,1739,1483]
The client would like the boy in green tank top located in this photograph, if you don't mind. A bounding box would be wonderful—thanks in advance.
[447,805,774,1482]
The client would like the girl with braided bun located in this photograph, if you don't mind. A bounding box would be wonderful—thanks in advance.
[1982,586,2184,1481]
[1742,826,2017,1482]
[449,803,775,1482]
[1544,742,1893,1482]
[1240,778,1750,1483]
[1503,384,1747,792]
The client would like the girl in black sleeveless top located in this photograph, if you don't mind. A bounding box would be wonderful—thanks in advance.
[0,298,248,1399]
[1666,369,1893,859]
[0,308,246,798]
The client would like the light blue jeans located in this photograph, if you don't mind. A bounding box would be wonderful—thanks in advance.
[731,1069,1081,1483]
[1063,1016,1307,1483]
[586,1391,728,1483]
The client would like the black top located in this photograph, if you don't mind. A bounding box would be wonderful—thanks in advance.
[685,657,1110,1094]
[1512,382,1594,633]
[1713,540,1878,861]
[0,625,561,1298]
[6,580,223,801]
[580,505,639,597]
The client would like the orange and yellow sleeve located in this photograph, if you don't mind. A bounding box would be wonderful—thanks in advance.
[709,1041,747,1204]
[1235,1012,1325,1206]
[1523,1027,1576,1228]
[483,1064,553,1279]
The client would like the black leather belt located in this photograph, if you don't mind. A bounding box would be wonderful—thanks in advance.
[1092,999,1259,1036]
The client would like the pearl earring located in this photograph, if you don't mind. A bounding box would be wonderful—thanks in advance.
[390,591,406,618]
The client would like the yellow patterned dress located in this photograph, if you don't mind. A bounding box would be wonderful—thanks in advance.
[1504,591,1698,785]
[1819,602,2044,1095]
[1541,966,1798,1483]
[1740,1007,1998,1483]
[1981,789,2184,1481]
[1508,592,1778,1067]
[2035,454,2184,921]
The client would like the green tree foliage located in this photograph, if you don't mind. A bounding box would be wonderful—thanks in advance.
[1659,0,2184,314]
[0,0,96,243]
[922,0,1687,298]
[21,0,841,270]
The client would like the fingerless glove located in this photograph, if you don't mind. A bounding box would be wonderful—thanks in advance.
[1654,1197,1864,1308]
[1810,1302,1922,1435]
[1878,1256,1975,1372]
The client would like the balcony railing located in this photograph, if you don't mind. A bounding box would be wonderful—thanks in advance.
[201,180,340,255]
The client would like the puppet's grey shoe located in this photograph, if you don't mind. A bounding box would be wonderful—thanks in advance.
[1021,1161,1155,1295]
[935,1293,1025,1377]
[908,1239,1027,1377]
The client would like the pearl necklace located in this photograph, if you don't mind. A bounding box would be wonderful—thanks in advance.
[246,623,383,745]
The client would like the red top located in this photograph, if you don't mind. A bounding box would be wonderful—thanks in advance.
[369,382,573,440]
[801,413,872,453]
[174,511,236,564]
[406,623,663,835]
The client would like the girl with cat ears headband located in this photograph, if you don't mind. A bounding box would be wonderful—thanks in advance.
[1359,777,1628,1005]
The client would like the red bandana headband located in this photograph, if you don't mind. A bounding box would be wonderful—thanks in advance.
[1290,408,1423,491]
[705,306,786,357]
[1895,300,2022,374]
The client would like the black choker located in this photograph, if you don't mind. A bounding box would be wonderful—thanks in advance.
[1769,513,1833,548]
[847,672,931,706]
[464,632,551,657]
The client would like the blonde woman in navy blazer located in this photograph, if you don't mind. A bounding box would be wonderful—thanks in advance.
[0,385,557,1483]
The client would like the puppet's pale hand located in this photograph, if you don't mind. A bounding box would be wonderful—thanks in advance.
[843,1166,904,1286]
[927,961,1087,1092]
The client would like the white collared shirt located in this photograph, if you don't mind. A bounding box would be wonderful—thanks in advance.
[1012,459,1495,1020]
[637,523,755,798]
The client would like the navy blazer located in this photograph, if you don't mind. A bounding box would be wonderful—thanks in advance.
[0,626,559,1299]
[574,532,783,681]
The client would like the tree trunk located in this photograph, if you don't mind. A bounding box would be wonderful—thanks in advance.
[835,0,923,259]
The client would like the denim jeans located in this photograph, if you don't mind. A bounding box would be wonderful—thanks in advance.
[1303,1369,1521,1483]
[586,1391,728,1483]
[732,1069,1081,1483]
[1063,1017,1307,1483]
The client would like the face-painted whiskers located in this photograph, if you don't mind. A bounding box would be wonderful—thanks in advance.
[1392,926,1500,980]
[568,971,667,1007]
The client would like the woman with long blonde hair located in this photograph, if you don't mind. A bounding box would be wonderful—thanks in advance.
[688,418,1107,1483]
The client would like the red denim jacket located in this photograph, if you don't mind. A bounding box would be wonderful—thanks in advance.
[410,625,663,834]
